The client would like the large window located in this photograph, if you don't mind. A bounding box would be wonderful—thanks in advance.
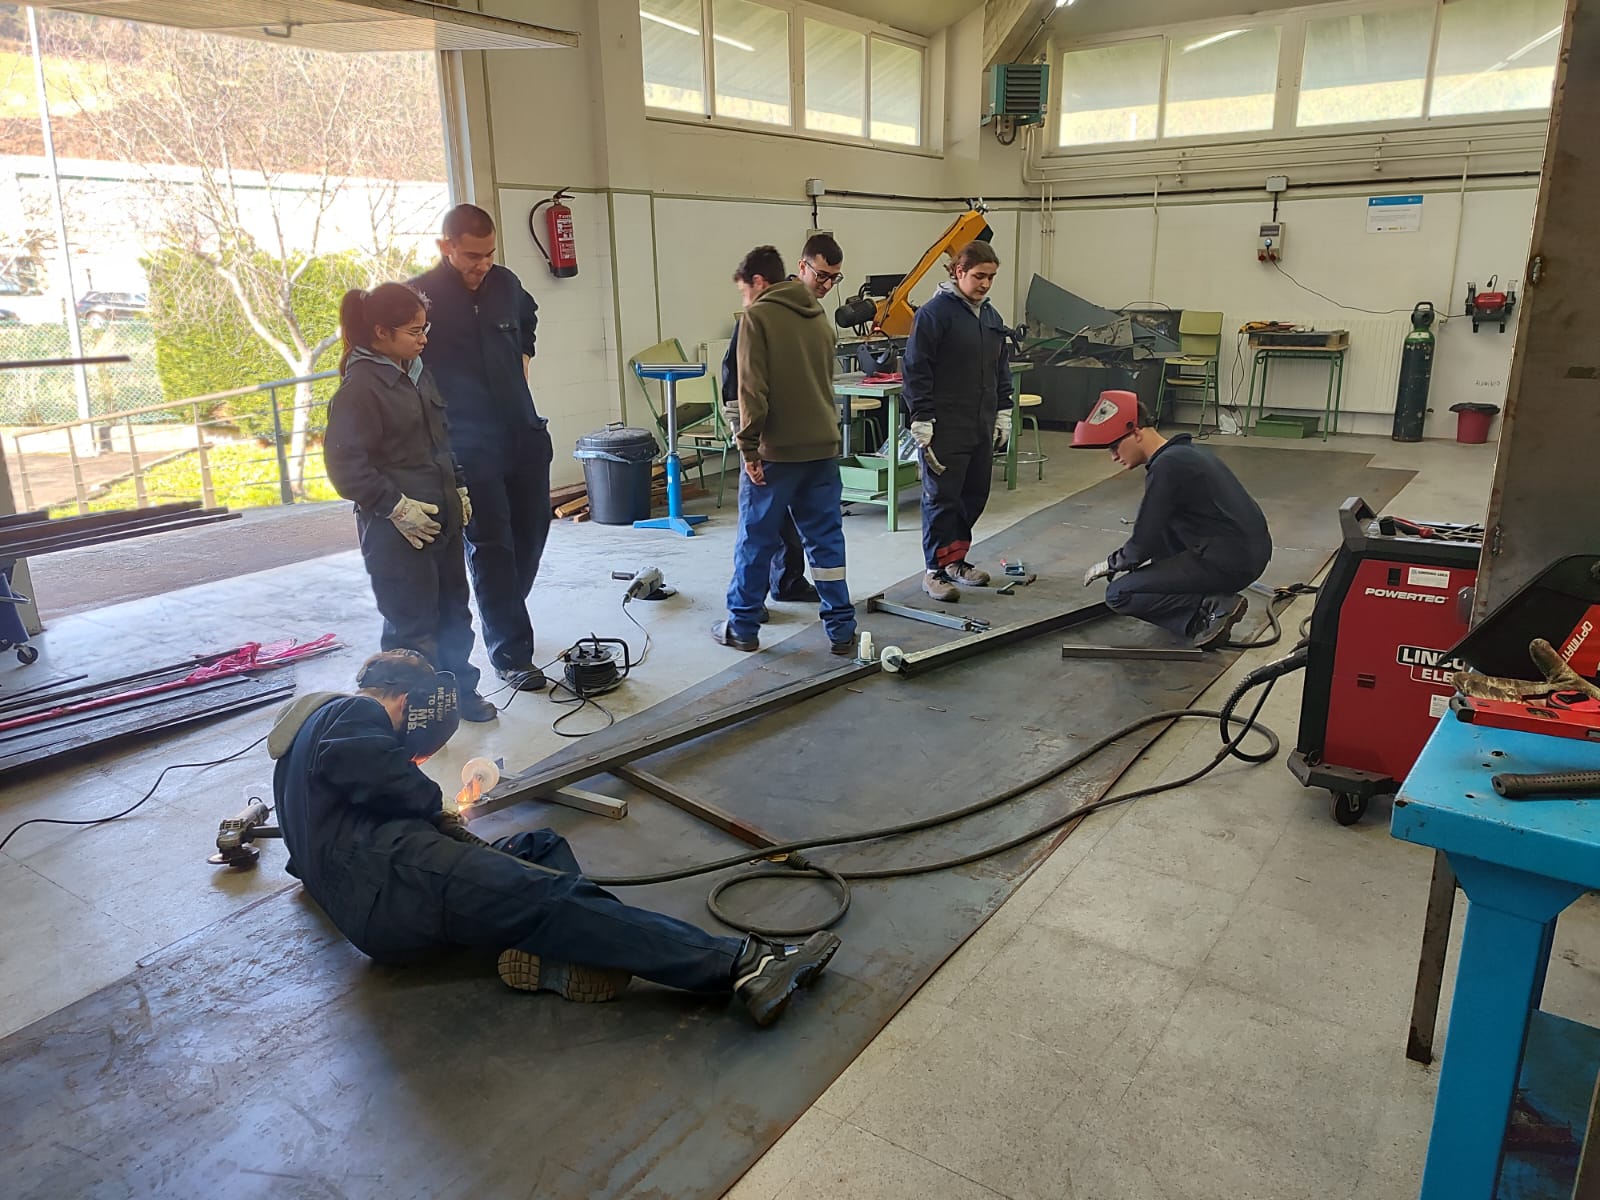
[1430,0,1564,117]
[1055,0,1563,151]
[1298,8,1433,127]
[1058,40,1162,146]
[641,1,927,148]
[640,0,707,115]
[1164,25,1280,138]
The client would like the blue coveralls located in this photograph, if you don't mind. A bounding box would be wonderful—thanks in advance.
[273,695,744,988]
[1103,434,1273,638]
[721,321,809,598]
[412,260,552,674]
[901,286,1013,572]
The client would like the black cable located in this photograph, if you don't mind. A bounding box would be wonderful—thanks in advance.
[0,734,268,854]
[1270,259,1435,317]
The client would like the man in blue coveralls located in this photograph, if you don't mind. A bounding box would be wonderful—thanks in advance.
[712,245,856,656]
[1073,391,1272,649]
[271,649,842,1024]
[413,204,551,693]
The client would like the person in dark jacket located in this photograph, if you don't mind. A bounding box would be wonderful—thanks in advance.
[271,649,842,1025]
[901,240,1013,602]
[719,233,845,616]
[1073,390,1272,649]
[412,204,551,694]
[324,283,495,722]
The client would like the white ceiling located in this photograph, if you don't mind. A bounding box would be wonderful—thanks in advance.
[806,0,984,39]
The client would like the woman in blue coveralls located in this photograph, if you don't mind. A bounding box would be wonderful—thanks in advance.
[901,240,1013,603]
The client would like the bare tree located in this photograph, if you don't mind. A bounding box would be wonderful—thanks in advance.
[44,13,445,492]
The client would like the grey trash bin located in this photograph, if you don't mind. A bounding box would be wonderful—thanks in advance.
[574,425,660,524]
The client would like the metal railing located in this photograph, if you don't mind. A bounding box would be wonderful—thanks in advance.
[10,369,338,514]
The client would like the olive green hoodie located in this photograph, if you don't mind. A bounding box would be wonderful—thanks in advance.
[734,279,840,464]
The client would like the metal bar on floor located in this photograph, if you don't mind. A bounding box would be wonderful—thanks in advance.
[884,603,1111,678]
[866,593,991,632]
[615,765,781,848]
[1060,644,1207,662]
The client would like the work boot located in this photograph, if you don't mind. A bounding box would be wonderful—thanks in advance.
[947,561,991,587]
[923,569,960,602]
[758,605,771,624]
[732,931,842,1026]
[711,620,759,652]
[1191,595,1248,650]
[459,690,499,722]
[773,580,820,603]
[830,637,857,657]
[497,949,632,1002]
[496,664,547,692]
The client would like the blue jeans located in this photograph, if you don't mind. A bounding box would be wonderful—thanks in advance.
[725,459,856,644]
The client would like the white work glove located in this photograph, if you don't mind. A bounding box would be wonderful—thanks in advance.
[993,410,1013,452]
[909,420,935,448]
[1082,558,1116,588]
[457,486,473,526]
[389,495,441,549]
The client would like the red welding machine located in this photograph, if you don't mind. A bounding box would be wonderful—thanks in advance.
[1289,498,1483,825]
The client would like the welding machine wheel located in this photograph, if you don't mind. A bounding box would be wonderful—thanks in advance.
[1329,792,1367,827]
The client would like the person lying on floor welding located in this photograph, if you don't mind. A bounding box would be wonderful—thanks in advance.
[270,649,840,1025]
[1073,391,1271,650]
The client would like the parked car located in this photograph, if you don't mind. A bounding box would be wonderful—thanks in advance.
[75,291,148,326]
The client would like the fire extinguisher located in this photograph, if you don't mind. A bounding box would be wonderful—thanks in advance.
[529,189,578,279]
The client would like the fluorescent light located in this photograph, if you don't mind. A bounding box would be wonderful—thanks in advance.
[1183,29,1245,53]
[1055,0,1076,8]
[640,9,753,52]
[641,10,698,37]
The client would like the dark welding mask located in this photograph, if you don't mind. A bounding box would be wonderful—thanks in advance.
[356,655,460,760]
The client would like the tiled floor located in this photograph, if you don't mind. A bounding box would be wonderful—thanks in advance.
[4,431,1588,1200]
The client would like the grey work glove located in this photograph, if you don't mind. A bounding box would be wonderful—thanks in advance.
[434,809,494,850]
[457,486,473,527]
[909,419,935,448]
[993,409,1013,452]
[1083,558,1116,588]
[389,494,441,549]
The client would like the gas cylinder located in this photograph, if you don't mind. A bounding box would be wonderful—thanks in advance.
[1392,302,1435,443]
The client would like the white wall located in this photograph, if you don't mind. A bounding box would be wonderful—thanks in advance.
[1022,181,1536,439]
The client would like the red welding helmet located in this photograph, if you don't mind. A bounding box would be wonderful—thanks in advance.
[1071,390,1139,449]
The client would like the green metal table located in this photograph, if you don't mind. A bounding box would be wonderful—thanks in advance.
[1242,344,1347,441]
[833,362,1033,532]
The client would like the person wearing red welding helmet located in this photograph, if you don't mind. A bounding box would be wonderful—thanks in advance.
[1073,390,1272,649]
[269,649,842,1027]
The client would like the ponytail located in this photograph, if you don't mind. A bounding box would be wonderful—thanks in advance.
[338,282,428,374]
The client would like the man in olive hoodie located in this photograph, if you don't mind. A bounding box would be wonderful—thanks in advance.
[712,245,856,655]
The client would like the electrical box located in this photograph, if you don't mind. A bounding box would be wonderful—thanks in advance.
[805,178,826,197]
[1258,222,1285,263]
[983,63,1050,126]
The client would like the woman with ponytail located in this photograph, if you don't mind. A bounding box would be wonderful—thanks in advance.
[324,282,496,722]
[900,239,1014,603]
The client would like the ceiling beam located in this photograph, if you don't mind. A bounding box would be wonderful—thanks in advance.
[984,0,1054,67]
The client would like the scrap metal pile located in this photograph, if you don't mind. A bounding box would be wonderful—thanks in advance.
[0,502,240,559]
[1021,274,1180,368]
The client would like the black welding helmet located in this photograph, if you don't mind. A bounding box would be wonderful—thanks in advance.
[356,651,461,760]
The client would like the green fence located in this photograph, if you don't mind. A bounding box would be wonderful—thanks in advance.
[0,321,164,425]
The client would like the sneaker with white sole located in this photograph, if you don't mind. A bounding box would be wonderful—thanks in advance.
[496,949,632,1002]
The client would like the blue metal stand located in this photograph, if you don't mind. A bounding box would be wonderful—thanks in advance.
[633,362,709,538]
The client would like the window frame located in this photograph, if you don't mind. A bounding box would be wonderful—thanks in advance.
[1046,0,1561,158]
[640,0,933,155]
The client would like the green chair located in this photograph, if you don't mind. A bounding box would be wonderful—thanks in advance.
[1156,310,1223,431]
[628,337,737,507]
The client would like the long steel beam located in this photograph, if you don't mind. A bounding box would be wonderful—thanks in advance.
[470,601,1114,819]
[1060,644,1206,662]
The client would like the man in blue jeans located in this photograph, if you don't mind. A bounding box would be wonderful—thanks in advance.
[712,245,856,656]
[270,650,841,1025]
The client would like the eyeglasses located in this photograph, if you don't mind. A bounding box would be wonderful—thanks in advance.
[804,263,845,286]
[401,322,431,338]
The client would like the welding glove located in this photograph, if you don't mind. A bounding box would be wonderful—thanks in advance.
[457,487,473,527]
[993,409,1013,453]
[434,809,494,850]
[909,420,935,449]
[1082,558,1116,588]
[389,495,441,549]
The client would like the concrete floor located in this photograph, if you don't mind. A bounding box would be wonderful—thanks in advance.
[4,430,1596,1200]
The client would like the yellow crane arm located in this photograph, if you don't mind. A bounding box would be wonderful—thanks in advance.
[874,209,992,338]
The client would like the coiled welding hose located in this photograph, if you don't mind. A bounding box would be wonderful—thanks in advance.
[590,640,1312,938]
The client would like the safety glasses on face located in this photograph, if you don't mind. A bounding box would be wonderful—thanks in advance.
[400,322,431,338]
[803,262,845,287]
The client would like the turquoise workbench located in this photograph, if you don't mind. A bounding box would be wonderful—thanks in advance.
[1392,715,1600,1199]
[831,363,1033,533]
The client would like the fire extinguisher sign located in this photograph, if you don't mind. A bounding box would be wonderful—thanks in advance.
[1367,195,1424,234]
